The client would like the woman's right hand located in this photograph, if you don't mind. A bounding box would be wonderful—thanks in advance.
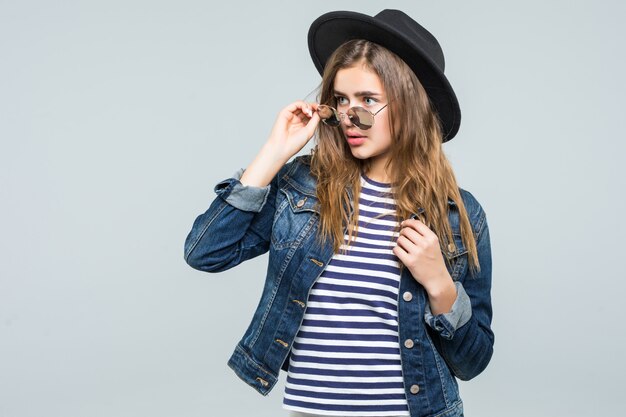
[266,101,320,161]
[239,101,320,188]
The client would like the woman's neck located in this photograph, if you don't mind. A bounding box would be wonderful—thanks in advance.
[364,165,392,184]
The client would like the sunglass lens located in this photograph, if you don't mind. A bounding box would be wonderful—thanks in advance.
[318,105,340,127]
[348,107,374,130]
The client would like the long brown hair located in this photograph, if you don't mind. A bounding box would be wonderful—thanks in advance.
[309,39,479,274]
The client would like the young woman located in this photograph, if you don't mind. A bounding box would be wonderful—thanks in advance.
[184,9,494,417]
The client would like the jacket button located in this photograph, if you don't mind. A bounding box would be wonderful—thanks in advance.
[447,243,456,252]
[410,384,420,394]
[402,291,413,302]
[404,339,414,349]
[256,377,269,387]
[296,199,305,208]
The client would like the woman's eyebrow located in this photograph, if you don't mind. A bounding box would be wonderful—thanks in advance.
[333,90,382,97]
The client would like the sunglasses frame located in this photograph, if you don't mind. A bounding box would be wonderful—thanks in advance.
[317,102,390,130]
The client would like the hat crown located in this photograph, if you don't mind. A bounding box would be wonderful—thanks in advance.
[374,9,445,71]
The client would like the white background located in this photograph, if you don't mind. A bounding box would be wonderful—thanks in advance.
[1,1,625,416]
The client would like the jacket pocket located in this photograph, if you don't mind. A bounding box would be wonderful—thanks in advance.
[271,182,319,250]
[442,233,468,281]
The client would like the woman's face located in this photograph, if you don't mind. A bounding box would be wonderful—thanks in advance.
[332,64,393,172]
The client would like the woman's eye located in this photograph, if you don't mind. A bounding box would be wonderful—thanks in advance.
[364,97,377,106]
[334,96,348,105]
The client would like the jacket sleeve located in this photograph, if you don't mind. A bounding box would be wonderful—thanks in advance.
[183,163,288,272]
[424,210,494,380]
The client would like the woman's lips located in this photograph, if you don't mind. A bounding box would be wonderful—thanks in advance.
[346,132,366,146]
[347,137,366,146]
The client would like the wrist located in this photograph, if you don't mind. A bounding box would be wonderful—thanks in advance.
[240,144,288,187]
[425,272,456,301]
[426,274,457,316]
[260,142,290,165]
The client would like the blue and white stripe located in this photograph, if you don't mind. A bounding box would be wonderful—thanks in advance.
[282,173,410,416]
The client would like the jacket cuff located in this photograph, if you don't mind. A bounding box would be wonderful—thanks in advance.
[213,168,271,213]
[424,281,472,340]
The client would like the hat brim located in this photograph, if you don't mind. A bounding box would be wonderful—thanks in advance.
[308,11,461,141]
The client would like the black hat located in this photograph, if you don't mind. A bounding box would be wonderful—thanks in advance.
[308,9,461,142]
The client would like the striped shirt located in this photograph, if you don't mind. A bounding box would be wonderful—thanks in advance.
[282,172,410,416]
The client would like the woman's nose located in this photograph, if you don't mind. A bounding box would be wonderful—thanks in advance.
[340,112,353,127]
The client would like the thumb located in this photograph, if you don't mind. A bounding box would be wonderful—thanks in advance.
[303,112,320,137]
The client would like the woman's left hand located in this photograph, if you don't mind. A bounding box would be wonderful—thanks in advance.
[393,219,456,311]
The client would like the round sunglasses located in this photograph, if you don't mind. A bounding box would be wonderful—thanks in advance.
[317,102,389,130]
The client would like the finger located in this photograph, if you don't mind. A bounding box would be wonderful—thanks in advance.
[287,101,314,118]
[285,107,308,117]
[392,244,409,264]
[302,111,320,135]
[395,234,416,254]
[398,226,422,246]
[298,105,318,121]
[400,218,432,237]
[290,106,314,122]
[292,108,306,119]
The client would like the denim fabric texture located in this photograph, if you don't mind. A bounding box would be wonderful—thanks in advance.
[184,155,494,417]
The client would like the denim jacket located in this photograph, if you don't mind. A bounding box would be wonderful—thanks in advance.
[184,155,494,417]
